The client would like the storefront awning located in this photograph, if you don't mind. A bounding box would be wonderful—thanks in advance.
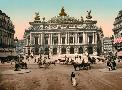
[117,51,122,56]
[114,37,122,44]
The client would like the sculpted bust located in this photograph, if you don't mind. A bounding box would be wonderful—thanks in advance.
[86,10,92,19]
[35,12,40,20]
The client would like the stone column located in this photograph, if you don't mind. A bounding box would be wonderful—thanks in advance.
[30,33,32,46]
[65,33,67,45]
[73,36,75,44]
[50,33,52,45]
[30,35,32,45]
[75,33,77,45]
[85,33,87,44]
[95,33,97,44]
[92,33,94,44]
[77,35,79,44]
[38,36,40,45]
[48,34,50,45]
[66,47,69,54]
[57,46,61,55]
[40,34,42,45]
[83,32,85,44]
[67,32,69,45]
[58,33,61,45]
[39,34,41,45]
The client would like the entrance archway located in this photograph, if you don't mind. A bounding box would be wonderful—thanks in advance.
[78,47,83,54]
[61,47,66,54]
[44,48,49,55]
[70,47,74,54]
[28,49,31,55]
[53,48,57,55]
[87,46,93,54]
[34,48,39,55]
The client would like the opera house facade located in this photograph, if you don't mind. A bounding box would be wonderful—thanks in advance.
[23,8,103,56]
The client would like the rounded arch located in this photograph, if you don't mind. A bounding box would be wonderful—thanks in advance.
[44,48,49,55]
[87,46,93,54]
[53,48,57,55]
[61,47,66,54]
[78,47,83,54]
[70,47,74,54]
[34,47,39,55]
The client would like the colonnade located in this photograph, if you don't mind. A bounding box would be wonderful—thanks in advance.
[25,31,98,55]
[26,32,97,46]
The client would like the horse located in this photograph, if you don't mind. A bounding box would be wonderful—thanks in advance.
[72,62,81,71]
[38,60,43,68]
[14,61,28,71]
[38,60,51,69]
[48,60,57,66]
[72,60,91,71]
[81,62,91,70]
[19,62,28,69]
[58,59,66,64]
[89,57,96,64]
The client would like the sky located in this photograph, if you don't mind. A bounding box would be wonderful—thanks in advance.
[0,0,122,39]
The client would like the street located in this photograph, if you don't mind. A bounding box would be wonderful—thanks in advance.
[0,60,122,90]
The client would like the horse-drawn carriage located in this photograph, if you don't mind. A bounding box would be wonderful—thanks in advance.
[38,59,57,69]
[72,60,91,71]
[14,61,28,71]
[0,55,19,63]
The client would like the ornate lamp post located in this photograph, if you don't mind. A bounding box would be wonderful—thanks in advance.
[14,37,18,55]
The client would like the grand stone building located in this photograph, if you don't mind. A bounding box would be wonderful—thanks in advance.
[0,10,15,57]
[23,8,103,56]
[112,10,122,57]
[103,37,113,54]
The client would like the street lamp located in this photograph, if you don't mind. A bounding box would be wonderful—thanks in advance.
[14,37,18,55]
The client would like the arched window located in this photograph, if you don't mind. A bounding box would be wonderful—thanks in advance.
[69,37,73,43]
[53,48,57,55]
[45,37,48,44]
[70,47,74,54]
[78,47,83,54]
[89,35,93,44]
[35,37,38,44]
[79,36,83,43]
[44,48,49,55]
[62,37,65,44]
[61,47,66,54]
[88,46,93,54]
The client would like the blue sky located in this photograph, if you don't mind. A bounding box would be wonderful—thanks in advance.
[0,0,122,39]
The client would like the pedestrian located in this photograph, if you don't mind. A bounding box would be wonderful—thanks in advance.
[111,60,116,70]
[34,58,36,63]
[71,72,76,86]
[107,60,112,71]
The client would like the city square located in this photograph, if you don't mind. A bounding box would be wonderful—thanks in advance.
[0,0,122,90]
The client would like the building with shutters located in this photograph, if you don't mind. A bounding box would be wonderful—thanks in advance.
[0,10,15,57]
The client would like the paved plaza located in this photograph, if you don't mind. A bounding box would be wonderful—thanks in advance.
[0,55,122,90]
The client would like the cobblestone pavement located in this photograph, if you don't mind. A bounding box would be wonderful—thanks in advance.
[0,56,122,90]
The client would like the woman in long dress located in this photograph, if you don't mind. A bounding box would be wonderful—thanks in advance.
[71,72,76,86]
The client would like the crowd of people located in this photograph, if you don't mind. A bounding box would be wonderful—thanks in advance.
[0,53,122,87]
